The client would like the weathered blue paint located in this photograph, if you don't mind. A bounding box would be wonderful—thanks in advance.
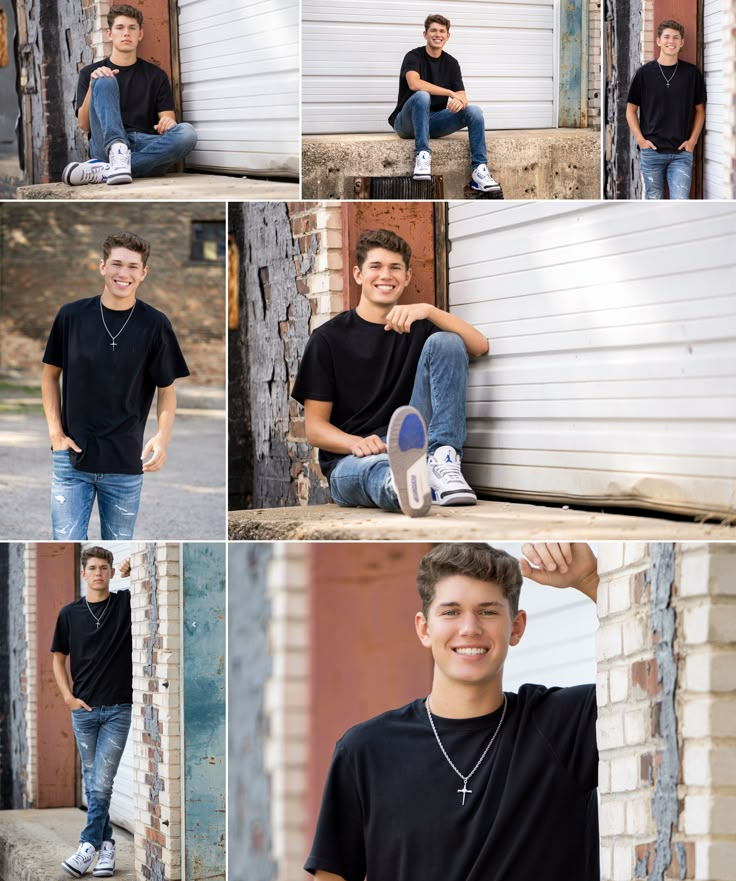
[559,0,588,127]
[183,544,226,881]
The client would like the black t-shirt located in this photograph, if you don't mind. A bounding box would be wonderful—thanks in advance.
[291,309,438,478]
[389,47,465,126]
[50,589,133,707]
[306,685,599,881]
[627,60,706,153]
[76,57,175,135]
[43,296,190,474]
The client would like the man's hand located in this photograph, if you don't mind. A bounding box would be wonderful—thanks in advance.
[66,696,92,711]
[90,66,119,80]
[447,95,465,113]
[638,138,657,150]
[154,116,177,134]
[51,433,82,453]
[678,139,696,153]
[519,542,599,602]
[384,303,432,334]
[118,558,131,578]
[351,435,387,458]
[141,433,168,472]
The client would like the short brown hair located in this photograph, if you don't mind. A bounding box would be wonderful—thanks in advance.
[102,231,151,266]
[424,14,450,31]
[417,543,523,618]
[657,19,684,38]
[355,229,411,269]
[108,4,143,29]
[81,546,114,569]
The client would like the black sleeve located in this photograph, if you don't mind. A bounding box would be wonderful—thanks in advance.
[304,743,366,881]
[50,608,70,655]
[154,70,176,114]
[695,67,707,104]
[42,307,66,368]
[291,331,336,405]
[146,316,190,387]
[400,49,422,79]
[627,68,642,105]
[450,57,465,92]
[533,684,598,792]
[75,66,92,117]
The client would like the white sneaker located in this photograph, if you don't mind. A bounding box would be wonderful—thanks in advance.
[428,445,477,506]
[471,163,501,192]
[62,159,110,186]
[107,141,132,185]
[386,406,431,517]
[413,150,432,180]
[62,842,97,877]
[93,840,116,877]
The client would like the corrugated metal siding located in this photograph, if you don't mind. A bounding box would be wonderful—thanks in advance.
[448,201,736,517]
[80,543,134,833]
[302,0,556,134]
[703,0,724,198]
[178,0,299,177]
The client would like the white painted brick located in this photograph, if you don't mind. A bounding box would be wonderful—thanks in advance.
[612,845,632,881]
[609,666,629,703]
[597,543,625,577]
[601,798,625,834]
[623,614,649,656]
[685,796,736,835]
[610,754,639,791]
[680,552,711,597]
[597,713,625,750]
[624,706,649,745]
[694,840,736,881]
[599,845,612,881]
[607,574,632,614]
[623,543,648,565]
[597,580,609,617]
[597,621,622,661]
[596,670,609,706]
[598,759,611,794]
[270,618,308,649]
[684,604,736,644]
[685,650,736,692]
[625,795,651,835]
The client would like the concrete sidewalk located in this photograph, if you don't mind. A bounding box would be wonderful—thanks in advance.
[229,499,736,541]
[0,808,134,881]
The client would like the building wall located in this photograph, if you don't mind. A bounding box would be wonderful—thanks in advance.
[0,202,226,385]
[597,542,736,881]
[725,0,736,197]
[589,0,602,129]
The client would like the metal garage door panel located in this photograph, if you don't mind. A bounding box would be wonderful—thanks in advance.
[448,202,736,517]
[80,543,134,833]
[703,0,724,199]
[303,0,556,134]
[178,0,299,176]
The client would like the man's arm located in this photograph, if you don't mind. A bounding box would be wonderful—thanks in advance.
[405,70,466,108]
[41,364,82,452]
[155,110,177,134]
[315,873,346,881]
[679,103,705,152]
[626,102,657,150]
[304,399,386,457]
[52,652,91,711]
[141,383,176,472]
[384,304,489,357]
[519,542,599,603]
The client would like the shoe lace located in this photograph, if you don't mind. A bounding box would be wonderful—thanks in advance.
[432,459,463,480]
[110,147,129,172]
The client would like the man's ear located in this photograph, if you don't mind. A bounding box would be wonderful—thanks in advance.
[415,611,432,647]
[99,259,106,275]
[110,568,116,580]
[509,609,527,647]
[140,265,149,281]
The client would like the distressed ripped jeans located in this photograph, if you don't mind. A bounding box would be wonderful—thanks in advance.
[71,703,132,849]
[639,148,693,199]
[51,450,143,540]
[88,75,198,177]
[329,331,469,510]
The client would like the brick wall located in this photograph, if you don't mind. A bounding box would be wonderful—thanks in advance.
[82,1,111,61]
[597,542,736,881]
[589,0,602,128]
[641,0,655,65]
[0,203,226,385]
[130,542,182,881]
[23,544,37,809]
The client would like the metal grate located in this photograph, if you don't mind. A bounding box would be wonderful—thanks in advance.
[351,176,444,200]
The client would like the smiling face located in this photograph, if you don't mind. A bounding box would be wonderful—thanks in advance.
[100,246,148,304]
[107,15,143,57]
[416,575,526,692]
[424,22,449,53]
[657,28,684,62]
[354,246,412,310]
[81,556,115,600]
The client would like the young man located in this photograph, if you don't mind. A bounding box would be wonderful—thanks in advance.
[626,19,706,200]
[389,14,500,193]
[42,231,190,540]
[52,546,132,878]
[306,542,600,881]
[63,4,197,187]
[291,228,489,517]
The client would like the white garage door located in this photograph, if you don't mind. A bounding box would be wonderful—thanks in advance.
[448,201,736,517]
[178,0,299,177]
[302,0,557,134]
[703,0,724,198]
[80,543,134,833]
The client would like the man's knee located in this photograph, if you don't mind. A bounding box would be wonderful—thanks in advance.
[424,331,469,362]
[464,104,485,124]
[410,90,432,108]
[91,76,120,97]
[173,122,198,152]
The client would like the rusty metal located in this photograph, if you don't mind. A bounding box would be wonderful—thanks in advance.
[433,202,448,312]
[462,183,505,200]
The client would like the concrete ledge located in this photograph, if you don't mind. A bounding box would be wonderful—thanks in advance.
[17,173,299,201]
[302,129,601,200]
[0,809,134,881]
[228,500,734,541]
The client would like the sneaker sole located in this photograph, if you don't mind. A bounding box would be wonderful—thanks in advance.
[431,489,478,506]
[413,173,431,181]
[61,860,86,878]
[93,869,114,877]
[61,163,79,185]
[471,182,502,193]
[106,173,132,185]
[387,406,431,517]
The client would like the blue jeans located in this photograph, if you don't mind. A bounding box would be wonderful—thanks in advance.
[71,704,132,849]
[88,75,197,177]
[639,149,693,199]
[393,90,488,167]
[51,451,143,540]
[329,331,469,510]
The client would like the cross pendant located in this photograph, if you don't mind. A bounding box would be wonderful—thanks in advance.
[110,340,117,350]
[458,781,472,805]
[96,621,101,629]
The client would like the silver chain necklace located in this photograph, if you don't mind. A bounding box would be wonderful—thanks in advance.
[425,693,508,805]
[85,594,111,629]
[99,297,136,351]
[657,61,678,88]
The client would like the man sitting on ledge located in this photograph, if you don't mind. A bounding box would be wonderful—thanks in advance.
[63,3,197,187]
